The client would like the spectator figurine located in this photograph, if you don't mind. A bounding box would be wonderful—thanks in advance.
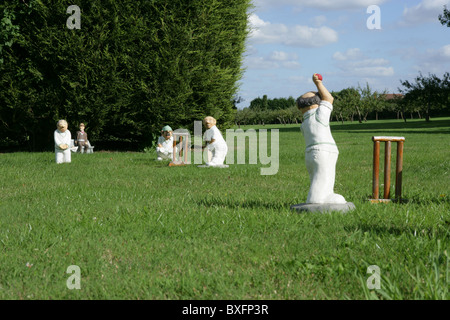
[156,125,174,161]
[200,116,228,168]
[54,119,72,164]
[75,123,90,153]
[296,74,346,204]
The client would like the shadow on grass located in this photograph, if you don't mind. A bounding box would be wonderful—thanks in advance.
[334,119,450,137]
[195,197,291,210]
[246,119,450,135]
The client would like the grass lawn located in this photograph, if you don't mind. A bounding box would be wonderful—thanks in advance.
[0,118,449,300]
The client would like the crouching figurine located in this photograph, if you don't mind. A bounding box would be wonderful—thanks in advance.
[156,125,174,160]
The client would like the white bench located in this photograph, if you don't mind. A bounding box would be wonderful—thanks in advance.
[70,139,94,153]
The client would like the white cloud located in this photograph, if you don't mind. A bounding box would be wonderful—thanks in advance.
[332,48,364,61]
[245,50,301,70]
[269,51,299,61]
[245,56,278,70]
[311,15,327,27]
[333,48,394,77]
[254,0,388,10]
[429,44,450,59]
[350,66,394,77]
[400,0,450,26]
[248,14,338,47]
[413,44,450,73]
[441,44,450,57]
[248,14,269,28]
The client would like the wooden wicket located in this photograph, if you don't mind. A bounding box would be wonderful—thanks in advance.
[370,136,405,203]
[169,132,189,167]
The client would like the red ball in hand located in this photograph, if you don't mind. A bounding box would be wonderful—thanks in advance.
[315,73,323,81]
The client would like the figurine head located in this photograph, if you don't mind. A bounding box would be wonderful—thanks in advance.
[203,116,216,129]
[79,123,85,131]
[296,91,321,110]
[57,120,68,133]
[161,125,173,140]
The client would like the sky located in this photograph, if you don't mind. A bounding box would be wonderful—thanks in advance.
[236,0,450,108]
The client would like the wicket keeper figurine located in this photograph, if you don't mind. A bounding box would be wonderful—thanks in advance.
[75,123,89,153]
[54,119,72,164]
[296,74,346,204]
[202,116,228,167]
[156,125,174,160]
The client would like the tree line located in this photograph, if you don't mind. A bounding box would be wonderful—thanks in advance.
[0,0,251,151]
[235,72,450,126]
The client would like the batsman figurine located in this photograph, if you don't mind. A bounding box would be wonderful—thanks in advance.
[294,74,353,210]
[201,116,228,168]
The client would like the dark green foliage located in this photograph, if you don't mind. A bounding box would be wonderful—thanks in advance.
[439,5,450,27]
[399,72,450,122]
[249,95,296,111]
[0,0,251,151]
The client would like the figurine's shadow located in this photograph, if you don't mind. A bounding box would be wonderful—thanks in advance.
[195,197,289,210]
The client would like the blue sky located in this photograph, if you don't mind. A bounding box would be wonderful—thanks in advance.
[236,0,450,108]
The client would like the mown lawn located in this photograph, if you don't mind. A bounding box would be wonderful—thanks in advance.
[0,118,448,299]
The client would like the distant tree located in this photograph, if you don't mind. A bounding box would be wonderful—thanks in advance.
[399,72,449,121]
[382,94,408,121]
[439,5,450,27]
[262,95,269,110]
[331,91,346,123]
[358,83,387,121]
[249,95,296,111]
[334,87,360,122]
[249,97,263,111]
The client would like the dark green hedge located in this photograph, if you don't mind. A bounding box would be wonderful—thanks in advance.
[0,0,251,151]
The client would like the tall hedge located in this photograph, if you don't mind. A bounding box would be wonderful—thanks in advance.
[0,0,251,151]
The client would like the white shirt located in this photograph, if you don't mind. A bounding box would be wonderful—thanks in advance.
[203,125,226,145]
[300,100,338,153]
[54,129,72,150]
[157,135,173,153]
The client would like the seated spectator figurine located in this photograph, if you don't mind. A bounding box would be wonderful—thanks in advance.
[75,123,90,153]
[156,125,174,160]
[54,119,72,164]
[201,116,228,167]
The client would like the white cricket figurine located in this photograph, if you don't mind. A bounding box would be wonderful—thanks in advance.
[156,125,174,161]
[199,116,229,168]
[296,73,346,204]
[54,119,72,164]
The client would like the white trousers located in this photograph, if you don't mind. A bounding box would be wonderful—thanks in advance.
[305,149,346,204]
[207,142,228,166]
[55,149,71,164]
[156,150,173,160]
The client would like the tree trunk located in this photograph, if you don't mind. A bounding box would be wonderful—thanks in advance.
[355,106,362,123]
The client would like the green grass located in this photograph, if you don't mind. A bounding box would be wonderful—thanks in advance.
[0,118,449,299]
